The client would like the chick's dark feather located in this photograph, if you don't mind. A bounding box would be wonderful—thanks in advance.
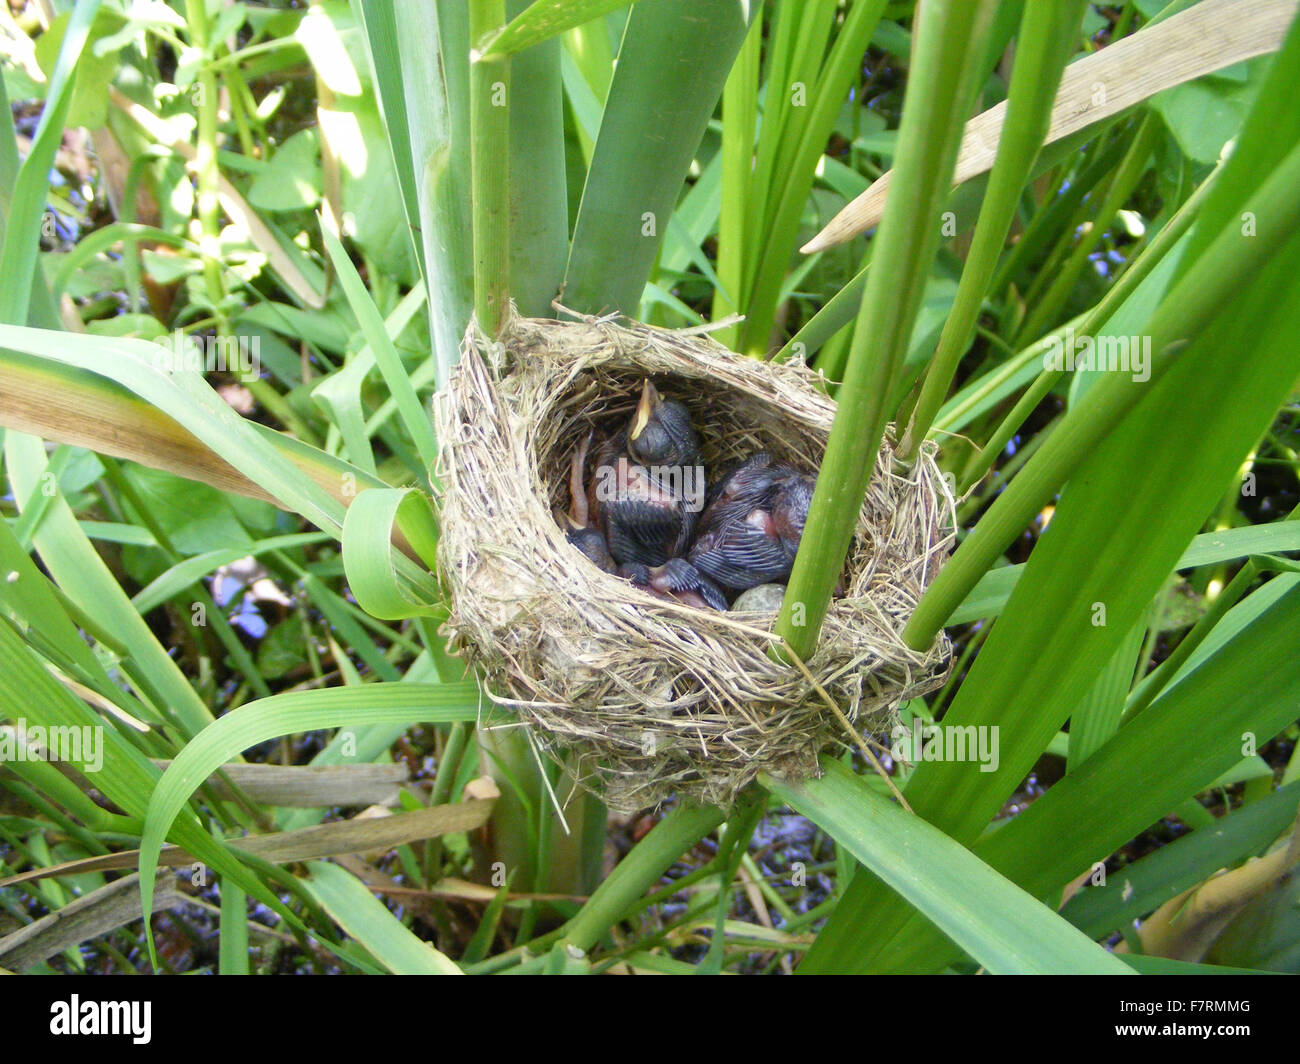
[687,453,815,591]
[592,381,702,568]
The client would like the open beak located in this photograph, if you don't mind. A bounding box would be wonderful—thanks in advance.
[569,432,593,526]
[630,379,660,441]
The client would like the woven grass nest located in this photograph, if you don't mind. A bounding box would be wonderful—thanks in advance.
[434,307,955,813]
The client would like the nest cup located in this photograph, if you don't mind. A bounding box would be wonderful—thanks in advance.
[434,309,955,812]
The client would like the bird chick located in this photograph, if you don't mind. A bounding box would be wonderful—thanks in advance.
[618,558,728,611]
[562,432,618,574]
[593,380,703,568]
[687,453,815,591]
[626,380,699,468]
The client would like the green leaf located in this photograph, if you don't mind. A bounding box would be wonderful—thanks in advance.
[952,523,1300,624]
[300,860,462,974]
[295,1,364,96]
[1118,955,1282,975]
[0,0,101,326]
[247,128,322,212]
[130,532,329,615]
[320,224,440,481]
[255,619,308,679]
[119,464,256,556]
[1066,617,1145,771]
[32,8,117,130]
[0,509,145,720]
[482,0,642,57]
[341,488,442,619]
[1149,66,1266,165]
[1063,781,1300,941]
[0,325,346,536]
[765,761,1133,974]
[562,0,752,315]
[137,683,490,965]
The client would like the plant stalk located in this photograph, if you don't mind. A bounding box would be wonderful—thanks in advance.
[775,0,999,660]
[900,0,1088,458]
[470,0,511,336]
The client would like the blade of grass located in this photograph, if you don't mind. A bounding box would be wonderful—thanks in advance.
[899,0,1088,456]
[470,0,511,336]
[352,0,427,283]
[321,224,439,483]
[0,326,345,534]
[370,1,474,387]
[559,19,613,165]
[0,348,382,509]
[562,0,751,315]
[951,523,1300,626]
[738,0,887,356]
[341,488,443,619]
[710,8,763,348]
[482,0,645,57]
[775,0,999,660]
[505,0,567,317]
[746,0,838,253]
[0,0,100,326]
[300,860,461,974]
[1066,616,1145,771]
[765,760,1132,974]
[1013,114,1159,347]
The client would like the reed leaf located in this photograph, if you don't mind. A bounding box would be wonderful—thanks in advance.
[776,0,999,660]
[563,0,751,315]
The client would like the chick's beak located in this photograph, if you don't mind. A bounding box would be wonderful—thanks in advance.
[630,379,660,442]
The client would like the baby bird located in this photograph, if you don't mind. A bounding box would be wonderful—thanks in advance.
[687,453,815,591]
[562,432,618,574]
[593,380,702,568]
[561,432,723,610]
[618,558,728,611]
[626,380,699,469]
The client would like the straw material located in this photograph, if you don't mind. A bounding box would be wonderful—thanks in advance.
[434,308,954,812]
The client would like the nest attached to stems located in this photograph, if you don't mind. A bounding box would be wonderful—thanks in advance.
[434,307,955,813]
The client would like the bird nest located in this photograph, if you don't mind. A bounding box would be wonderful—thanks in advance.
[433,308,955,813]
